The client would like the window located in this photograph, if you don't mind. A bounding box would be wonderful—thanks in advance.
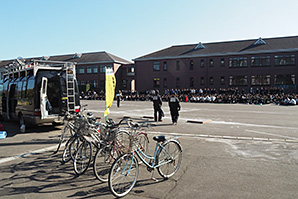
[92,80,98,88]
[251,56,270,67]
[17,81,22,99]
[220,58,225,67]
[176,77,180,87]
[176,61,180,70]
[274,55,295,66]
[77,66,85,74]
[21,80,27,98]
[93,66,98,73]
[153,62,160,71]
[229,57,247,67]
[220,76,225,85]
[190,77,194,87]
[200,60,204,67]
[209,59,214,67]
[251,75,270,85]
[99,65,105,73]
[189,60,194,70]
[153,78,160,87]
[274,74,295,85]
[122,80,127,88]
[163,78,167,87]
[128,67,134,73]
[229,76,248,86]
[163,61,167,71]
[87,66,92,74]
[27,77,35,99]
[99,65,112,73]
[99,80,105,88]
[209,76,214,85]
[200,77,205,85]
[127,67,134,76]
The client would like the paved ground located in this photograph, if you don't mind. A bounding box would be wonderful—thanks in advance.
[0,100,298,198]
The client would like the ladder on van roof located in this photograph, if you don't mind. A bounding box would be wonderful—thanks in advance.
[65,63,76,113]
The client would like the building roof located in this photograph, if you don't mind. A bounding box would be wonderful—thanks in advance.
[134,36,298,61]
[0,51,132,68]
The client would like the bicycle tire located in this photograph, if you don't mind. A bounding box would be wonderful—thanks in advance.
[56,123,73,153]
[136,132,149,154]
[135,132,149,164]
[115,130,130,153]
[62,136,75,163]
[74,140,92,175]
[156,140,182,179]
[108,153,139,198]
[93,146,117,182]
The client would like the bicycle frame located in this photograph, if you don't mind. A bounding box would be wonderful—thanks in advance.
[133,138,176,169]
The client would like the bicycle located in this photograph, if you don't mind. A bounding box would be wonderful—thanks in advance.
[75,118,131,176]
[61,106,100,163]
[108,133,182,198]
[93,118,149,182]
[55,104,98,154]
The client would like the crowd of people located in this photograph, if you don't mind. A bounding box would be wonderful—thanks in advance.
[80,87,298,106]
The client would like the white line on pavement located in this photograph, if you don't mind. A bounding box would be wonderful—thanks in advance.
[0,145,59,165]
[245,129,298,140]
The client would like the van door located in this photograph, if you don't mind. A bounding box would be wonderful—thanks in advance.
[40,77,48,119]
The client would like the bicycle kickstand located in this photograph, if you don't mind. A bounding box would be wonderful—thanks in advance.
[151,169,159,182]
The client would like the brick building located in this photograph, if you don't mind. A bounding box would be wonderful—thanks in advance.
[133,36,298,93]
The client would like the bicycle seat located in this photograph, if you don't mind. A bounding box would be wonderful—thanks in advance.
[87,112,94,116]
[153,135,166,142]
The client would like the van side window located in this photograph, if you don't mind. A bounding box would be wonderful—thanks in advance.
[27,78,34,99]
[17,81,22,99]
[22,80,27,98]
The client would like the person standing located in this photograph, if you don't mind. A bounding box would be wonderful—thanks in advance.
[116,90,122,108]
[168,92,181,124]
[152,90,163,122]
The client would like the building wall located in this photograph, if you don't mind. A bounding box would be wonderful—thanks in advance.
[76,62,135,93]
[135,51,298,93]
[115,64,135,91]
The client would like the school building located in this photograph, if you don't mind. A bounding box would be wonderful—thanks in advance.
[133,35,298,93]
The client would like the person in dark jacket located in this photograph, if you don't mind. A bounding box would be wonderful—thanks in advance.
[116,90,122,108]
[168,92,181,124]
[152,90,163,121]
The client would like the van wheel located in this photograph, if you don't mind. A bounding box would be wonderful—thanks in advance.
[19,114,26,133]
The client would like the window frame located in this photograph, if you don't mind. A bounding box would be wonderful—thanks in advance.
[153,62,160,71]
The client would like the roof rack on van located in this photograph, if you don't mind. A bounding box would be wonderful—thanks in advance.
[1,59,76,76]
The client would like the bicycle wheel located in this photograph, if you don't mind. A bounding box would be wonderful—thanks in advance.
[135,132,149,164]
[93,146,117,182]
[74,140,92,175]
[115,130,130,153]
[109,153,139,198]
[62,136,78,163]
[136,132,149,154]
[157,140,182,179]
[56,123,73,153]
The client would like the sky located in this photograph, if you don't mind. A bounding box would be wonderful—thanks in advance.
[1,0,298,62]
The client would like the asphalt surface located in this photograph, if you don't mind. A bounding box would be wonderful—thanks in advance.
[0,100,298,199]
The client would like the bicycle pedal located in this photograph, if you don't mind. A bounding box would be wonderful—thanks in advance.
[151,177,159,182]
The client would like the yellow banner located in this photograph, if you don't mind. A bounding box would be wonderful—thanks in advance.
[104,68,116,116]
